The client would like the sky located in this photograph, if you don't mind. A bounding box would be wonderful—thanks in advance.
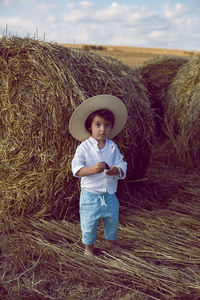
[0,0,200,51]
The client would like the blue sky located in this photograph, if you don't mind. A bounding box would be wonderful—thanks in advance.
[0,0,200,50]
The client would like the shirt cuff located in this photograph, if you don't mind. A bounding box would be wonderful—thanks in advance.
[115,167,124,179]
[72,165,84,177]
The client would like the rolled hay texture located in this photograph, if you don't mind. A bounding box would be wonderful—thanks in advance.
[51,43,155,178]
[0,36,155,219]
[137,55,191,140]
[164,56,200,169]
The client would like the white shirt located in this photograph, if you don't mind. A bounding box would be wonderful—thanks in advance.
[72,137,127,194]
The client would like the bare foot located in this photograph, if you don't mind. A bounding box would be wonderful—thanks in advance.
[84,244,95,257]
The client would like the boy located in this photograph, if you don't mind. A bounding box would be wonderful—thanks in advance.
[69,95,127,256]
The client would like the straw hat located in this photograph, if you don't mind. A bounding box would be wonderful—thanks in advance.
[69,94,128,141]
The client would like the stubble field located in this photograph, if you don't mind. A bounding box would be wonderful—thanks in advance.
[61,43,198,67]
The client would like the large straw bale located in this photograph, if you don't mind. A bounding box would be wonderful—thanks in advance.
[164,56,200,169]
[51,43,155,178]
[137,55,190,140]
[0,36,154,219]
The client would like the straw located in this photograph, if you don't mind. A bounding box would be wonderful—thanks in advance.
[0,36,155,219]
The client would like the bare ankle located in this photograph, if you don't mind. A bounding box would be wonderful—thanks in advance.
[85,244,94,253]
[84,244,96,256]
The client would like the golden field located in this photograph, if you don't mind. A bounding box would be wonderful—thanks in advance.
[61,43,200,67]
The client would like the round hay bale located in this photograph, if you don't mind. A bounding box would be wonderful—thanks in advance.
[0,36,155,219]
[51,43,155,178]
[164,56,200,169]
[137,55,191,140]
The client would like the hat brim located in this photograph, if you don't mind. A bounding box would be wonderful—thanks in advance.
[69,94,128,141]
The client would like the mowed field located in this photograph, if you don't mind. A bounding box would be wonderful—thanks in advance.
[61,43,199,67]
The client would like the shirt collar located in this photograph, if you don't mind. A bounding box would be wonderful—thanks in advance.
[89,136,99,146]
[88,136,109,151]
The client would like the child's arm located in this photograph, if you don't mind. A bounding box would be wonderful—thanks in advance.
[105,143,127,178]
[106,166,122,177]
[76,161,108,177]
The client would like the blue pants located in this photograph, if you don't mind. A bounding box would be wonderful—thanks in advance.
[79,190,119,245]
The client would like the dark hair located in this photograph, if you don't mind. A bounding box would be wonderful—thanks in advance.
[85,109,115,132]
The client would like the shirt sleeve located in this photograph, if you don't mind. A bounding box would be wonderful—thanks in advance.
[71,144,86,177]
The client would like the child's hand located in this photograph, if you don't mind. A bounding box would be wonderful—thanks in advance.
[105,166,118,176]
[76,162,109,176]
[93,161,109,174]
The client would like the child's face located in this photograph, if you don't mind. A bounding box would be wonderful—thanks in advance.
[90,115,112,143]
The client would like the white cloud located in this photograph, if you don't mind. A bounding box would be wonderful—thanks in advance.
[3,0,35,4]
[93,2,124,21]
[45,15,55,23]
[20,0,36,3]
[63,9,86,22]
[3,0,13,5]
[66,1,76,9]
[0,16,35,33]
[79,1,92,9]
[163,2,189,19]
[36,3,56,12]
[59,2,200,49]
[0,1,200,50]
[150,30,167,38]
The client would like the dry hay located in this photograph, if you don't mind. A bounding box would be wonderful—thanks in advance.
[164,56,200,169]
[136,55,191,140]
[0,36,155,220]
[1,149,200,300]
[1,37,200,300]
[1,183,200,300]
[51,42,155,181]
[1,156,200,300]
